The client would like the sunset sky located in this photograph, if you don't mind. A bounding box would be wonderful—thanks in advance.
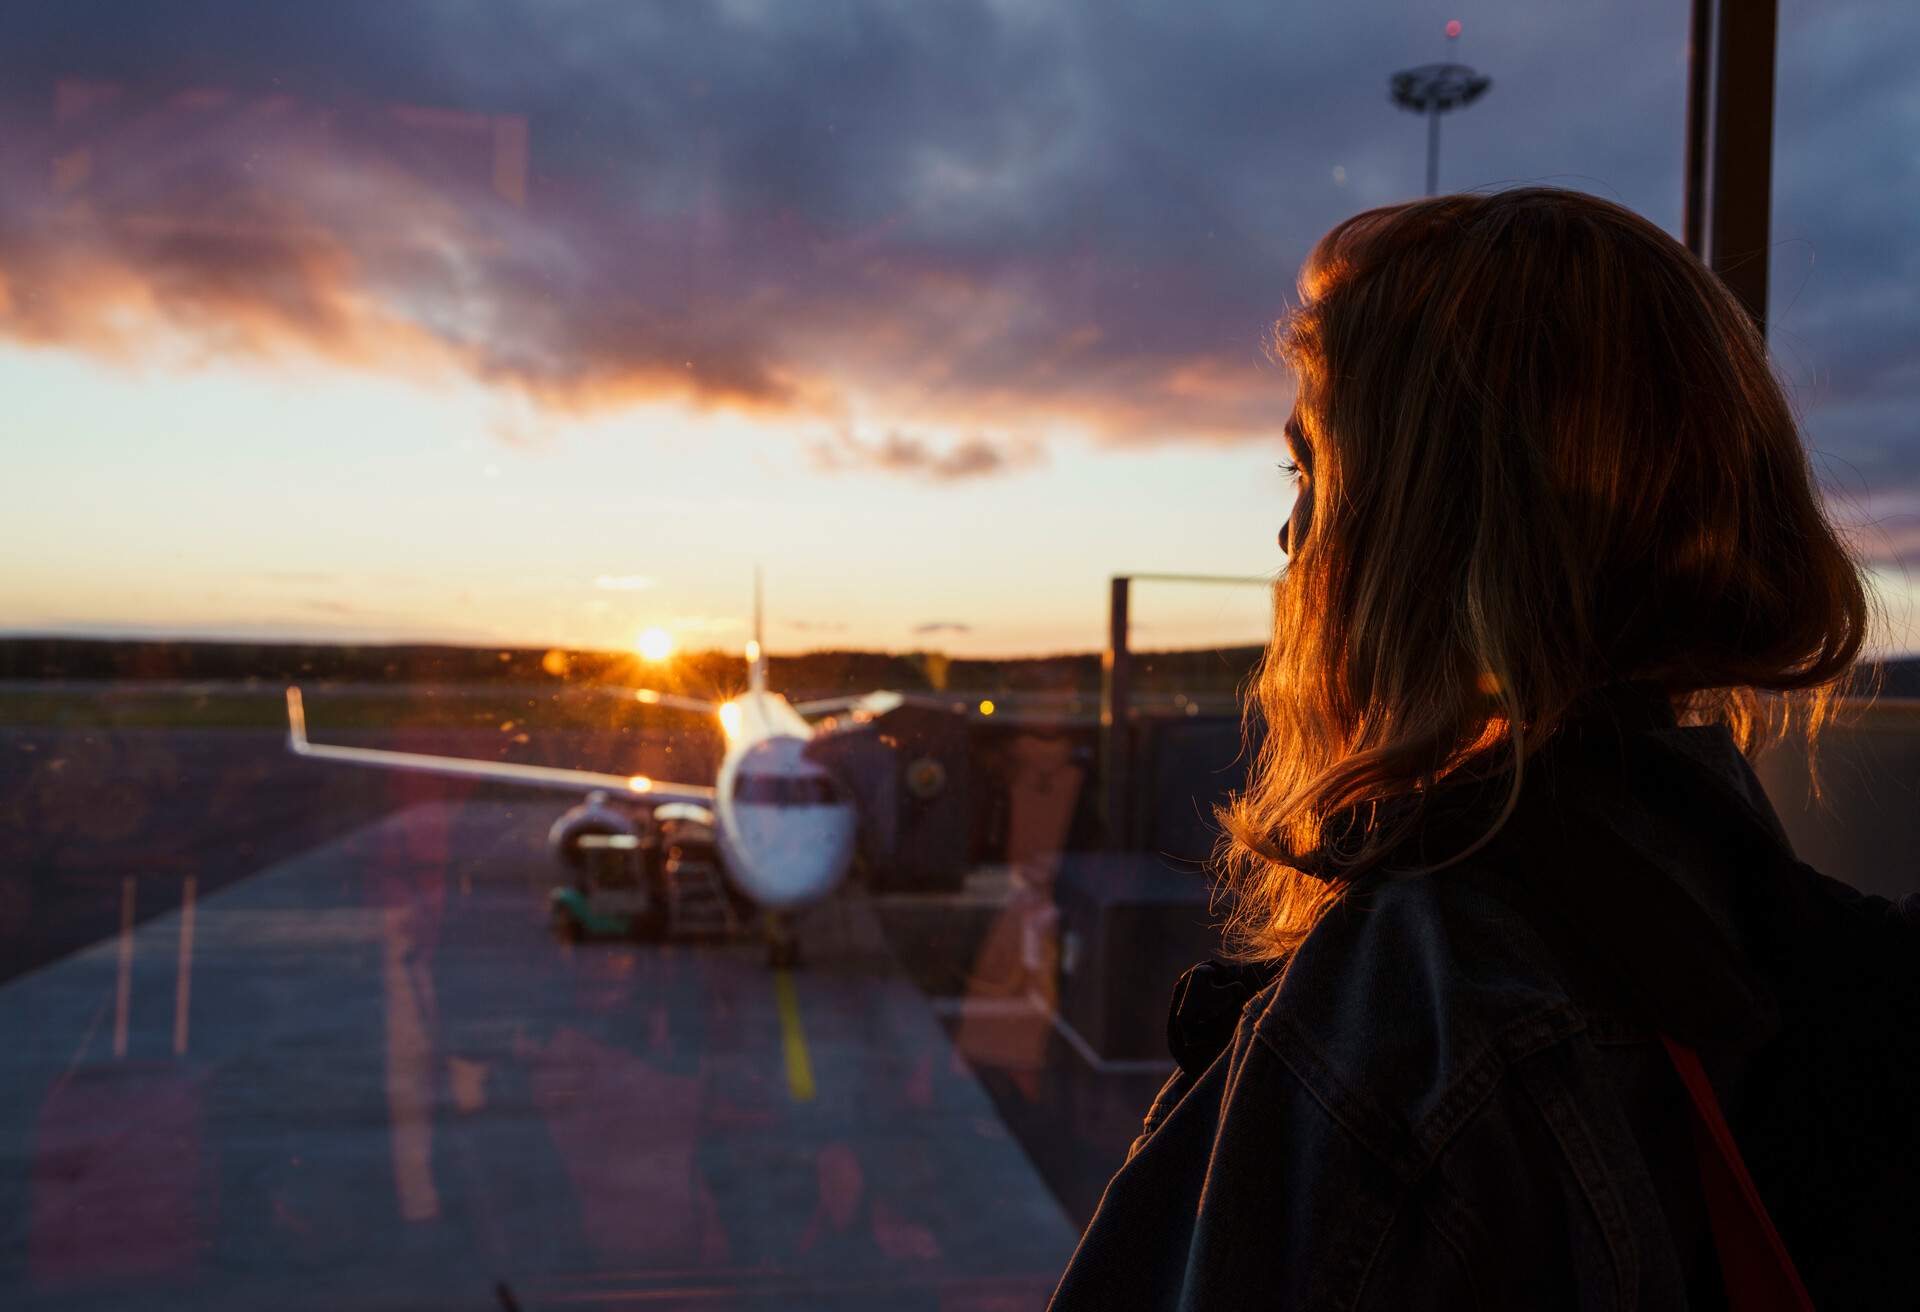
[1,0,1915,658]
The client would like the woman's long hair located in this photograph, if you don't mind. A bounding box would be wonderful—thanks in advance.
[1214,187,1872,962]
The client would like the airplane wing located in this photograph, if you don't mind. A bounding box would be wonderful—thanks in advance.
[791,691,902,719]
[792,690,977,720]
[617,687,724,715]
[285,688,716,805]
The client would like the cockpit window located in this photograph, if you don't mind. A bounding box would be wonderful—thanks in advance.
[735,772,846,806]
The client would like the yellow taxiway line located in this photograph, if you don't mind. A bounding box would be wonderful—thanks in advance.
[772,968,816,1102]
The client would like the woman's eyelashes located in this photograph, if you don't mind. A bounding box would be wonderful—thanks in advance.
[1278,461,1301,480]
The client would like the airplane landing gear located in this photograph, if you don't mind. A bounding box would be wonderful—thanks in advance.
[766,915,801,970]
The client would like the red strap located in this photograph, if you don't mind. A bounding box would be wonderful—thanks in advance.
[1659,1035,1814,1311]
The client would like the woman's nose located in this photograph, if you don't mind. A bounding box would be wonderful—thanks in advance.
[1279,489,1309,558]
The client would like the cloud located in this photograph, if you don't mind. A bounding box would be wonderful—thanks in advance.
[0,3,1326,461]
[0,80,811,420]
[912,620,973,634]
[807,426,1044,481]
[0,0,1914,509]
[592,574,657,591]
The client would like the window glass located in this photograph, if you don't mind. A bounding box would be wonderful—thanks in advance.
[1771,0,1920,655]
[1757,0,1920,898]
[0,5,1703,1306]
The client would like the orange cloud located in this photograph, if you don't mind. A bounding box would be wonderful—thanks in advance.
[807,426,1046,481]
[0,80,1292,470]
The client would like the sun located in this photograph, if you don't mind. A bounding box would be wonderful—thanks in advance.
[635,626,675,662]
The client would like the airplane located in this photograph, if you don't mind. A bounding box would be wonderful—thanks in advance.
[284,572,930,966]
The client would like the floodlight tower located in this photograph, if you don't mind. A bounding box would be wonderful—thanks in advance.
[1390,20,1492,196]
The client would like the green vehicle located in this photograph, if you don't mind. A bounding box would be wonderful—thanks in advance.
[548,798,741,943]
[548,831,661,941]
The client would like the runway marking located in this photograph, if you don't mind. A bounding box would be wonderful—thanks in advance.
[173,875,196,1057]
[113,876,135,1059]
[772,968,816,1102]
[382,905,443,1221]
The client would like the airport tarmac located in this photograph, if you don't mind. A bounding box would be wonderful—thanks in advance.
[0,798,1082,1310]
[0,721,718,984]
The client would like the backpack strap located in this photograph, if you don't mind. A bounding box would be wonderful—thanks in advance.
[1659,1035,1814,1311]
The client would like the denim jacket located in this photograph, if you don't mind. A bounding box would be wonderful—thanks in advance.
[1049,690,1920,1310]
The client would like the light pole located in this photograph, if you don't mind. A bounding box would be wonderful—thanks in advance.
[1390,23,1491,196]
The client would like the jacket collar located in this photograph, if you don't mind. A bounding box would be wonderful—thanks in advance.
[1284,681,1683,883]
[1475,714,1783,1045]
[1214,683,1786,1051]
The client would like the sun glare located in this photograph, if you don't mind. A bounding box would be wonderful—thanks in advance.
[636,626,675,662]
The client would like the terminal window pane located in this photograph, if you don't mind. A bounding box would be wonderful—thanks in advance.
[0,5,1800,1308]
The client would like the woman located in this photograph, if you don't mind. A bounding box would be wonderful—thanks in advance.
[1049,188,1918,1309]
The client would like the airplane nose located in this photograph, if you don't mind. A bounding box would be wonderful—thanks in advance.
[724,806,853,911]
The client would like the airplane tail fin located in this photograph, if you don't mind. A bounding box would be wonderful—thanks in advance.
[750,566,768,693]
